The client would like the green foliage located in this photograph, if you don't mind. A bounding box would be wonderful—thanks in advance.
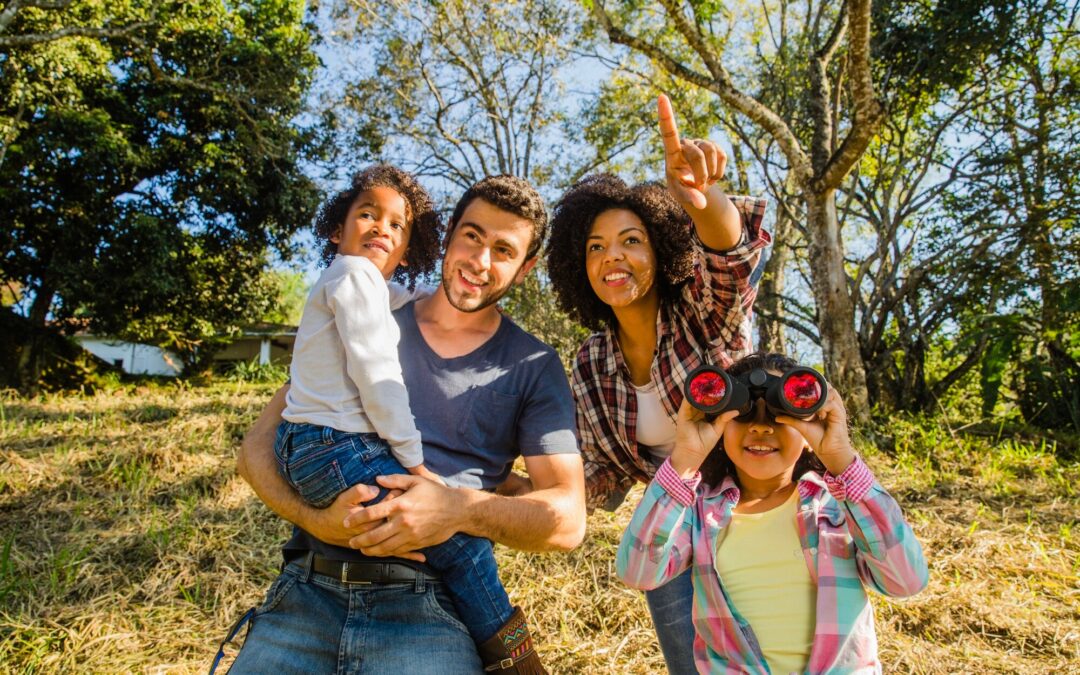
[501,266,592,369]
[224,358,290,384]
[0,0,324,385]
[260,270,309,327]
[327,0,588,200]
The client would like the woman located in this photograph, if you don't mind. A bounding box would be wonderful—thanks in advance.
[545,95,770,673]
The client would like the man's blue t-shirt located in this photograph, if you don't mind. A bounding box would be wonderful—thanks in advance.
[284,300,579,563]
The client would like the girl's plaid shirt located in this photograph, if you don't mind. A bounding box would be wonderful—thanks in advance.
[570,196,770,512]
[617,457,929,674]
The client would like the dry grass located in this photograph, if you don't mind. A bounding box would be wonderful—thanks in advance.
[0,383,1076,673]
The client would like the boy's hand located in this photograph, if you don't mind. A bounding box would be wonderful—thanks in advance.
[659,94,727,211]
[776,387,856,475]
[670,400,739,479]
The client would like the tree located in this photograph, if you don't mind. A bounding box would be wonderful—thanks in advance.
[946,0,1079,429]
[588,0,884,420]
[0,0,323,386]
[325,0,588,200]
[587,0,1015,420]
[323,0,594,346]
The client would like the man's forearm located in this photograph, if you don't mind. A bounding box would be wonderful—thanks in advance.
[457,485,585,552]
[456,455,586,552]
[237,385,351,547]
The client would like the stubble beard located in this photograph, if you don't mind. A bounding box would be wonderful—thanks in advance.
[439,262,521,313]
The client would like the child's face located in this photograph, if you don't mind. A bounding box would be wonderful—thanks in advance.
[332,186,411,279]
[722,370,808,488]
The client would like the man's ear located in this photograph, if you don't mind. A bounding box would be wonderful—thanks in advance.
[514,257,538,284]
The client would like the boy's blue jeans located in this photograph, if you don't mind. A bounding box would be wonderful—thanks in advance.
[273,420,513,645]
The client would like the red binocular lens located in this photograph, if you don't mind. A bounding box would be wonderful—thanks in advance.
[684,364,827,420]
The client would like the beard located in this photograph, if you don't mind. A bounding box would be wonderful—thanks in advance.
[439,261,522,313]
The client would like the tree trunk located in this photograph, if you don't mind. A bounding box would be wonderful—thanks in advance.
[15,281,55,394]
[804,188,871,422]
[756,205,791,354]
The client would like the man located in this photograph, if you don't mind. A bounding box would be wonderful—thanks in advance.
[228,176,586,674]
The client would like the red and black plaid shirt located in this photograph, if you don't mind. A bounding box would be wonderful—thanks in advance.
[571,196,770,512]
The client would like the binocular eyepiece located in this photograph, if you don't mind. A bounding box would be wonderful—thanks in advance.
[684,364,828,420]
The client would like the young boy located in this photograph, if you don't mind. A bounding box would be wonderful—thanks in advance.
[274,165,546,674]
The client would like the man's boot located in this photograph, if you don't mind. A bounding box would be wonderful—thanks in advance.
[477,606,548,674]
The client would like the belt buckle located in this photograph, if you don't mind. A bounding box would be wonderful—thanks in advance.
[340,562,371,585]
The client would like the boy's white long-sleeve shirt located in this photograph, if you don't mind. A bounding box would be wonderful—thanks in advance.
[282,255,424,468]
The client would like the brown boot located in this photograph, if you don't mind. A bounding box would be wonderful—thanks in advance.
[477,606,548,674]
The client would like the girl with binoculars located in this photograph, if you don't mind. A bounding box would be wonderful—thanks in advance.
[617,351,928,673]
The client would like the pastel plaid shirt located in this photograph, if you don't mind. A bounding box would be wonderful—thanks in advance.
[571,196,770,512]
[617,457,929,674]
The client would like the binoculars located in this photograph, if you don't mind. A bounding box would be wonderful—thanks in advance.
[684,364,828,420]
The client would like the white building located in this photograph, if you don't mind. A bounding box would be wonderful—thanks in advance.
[75,337,183,376]
[74,323,297,376]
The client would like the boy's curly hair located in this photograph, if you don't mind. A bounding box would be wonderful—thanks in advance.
[313,165,442,289]
[700,352,827,488]
[446,174,548,260]
[545,174,694,331]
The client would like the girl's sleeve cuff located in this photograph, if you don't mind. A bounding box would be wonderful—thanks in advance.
[823,455,875,502]
[655,458,701,507]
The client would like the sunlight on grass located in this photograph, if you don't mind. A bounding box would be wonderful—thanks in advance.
[0,384,1077,673]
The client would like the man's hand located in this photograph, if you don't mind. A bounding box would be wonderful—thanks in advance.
[301,483,380,548]
[659,93,728,211]
[342,474,463,558]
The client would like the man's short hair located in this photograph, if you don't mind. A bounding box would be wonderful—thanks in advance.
[447,175,548,260]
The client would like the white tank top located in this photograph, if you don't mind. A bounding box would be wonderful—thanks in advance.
[633,380,677,458]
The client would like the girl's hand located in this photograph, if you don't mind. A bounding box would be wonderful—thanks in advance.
[775,387,856,476]
[670,399,739,479]
[658,94,728,211]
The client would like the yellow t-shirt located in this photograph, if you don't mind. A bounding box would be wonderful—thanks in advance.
[714,488,816,674]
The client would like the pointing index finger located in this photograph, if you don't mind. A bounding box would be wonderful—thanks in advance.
[657,94,682,157]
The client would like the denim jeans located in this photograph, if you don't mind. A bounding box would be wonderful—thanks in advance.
[644,566,697,675]
[225,561,484,674]
[273,421,512,645]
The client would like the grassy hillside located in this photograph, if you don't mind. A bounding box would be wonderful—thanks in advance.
[0,382,1076,673]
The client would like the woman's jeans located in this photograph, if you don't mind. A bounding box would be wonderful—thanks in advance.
[644,566,697,675]
[273,421,513,645]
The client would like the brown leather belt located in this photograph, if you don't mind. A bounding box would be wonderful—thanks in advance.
[307,554,436,584]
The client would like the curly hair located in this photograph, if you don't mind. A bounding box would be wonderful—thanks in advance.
[545,174,694,331]
[446,175,548,260]
[700,352,827,488]
[313,165,442,289]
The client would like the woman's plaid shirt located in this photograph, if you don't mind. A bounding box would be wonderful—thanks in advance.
[571,196,770,512]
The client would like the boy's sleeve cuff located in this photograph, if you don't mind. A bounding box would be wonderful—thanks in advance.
[655,458,701,507]
[823,455,875,502]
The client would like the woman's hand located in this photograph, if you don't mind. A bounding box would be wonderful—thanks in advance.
[775,387,857,476]
[669,399,739,479]
[659,94,728,211]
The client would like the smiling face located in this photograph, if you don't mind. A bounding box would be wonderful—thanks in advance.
[584,208,659,311]
[441,197,536,313]
[722,372,809,490]
[332,186,411,279]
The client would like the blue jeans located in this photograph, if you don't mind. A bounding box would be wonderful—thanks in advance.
[273,421,513,645]
[226,560,484,674]
[644,566,697,675]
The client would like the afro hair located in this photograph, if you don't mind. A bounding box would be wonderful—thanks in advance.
[545,173,694,331]
[313,165,442,289]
